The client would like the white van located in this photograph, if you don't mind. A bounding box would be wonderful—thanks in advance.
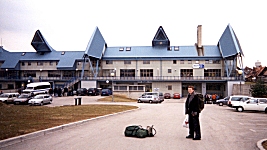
[141,92,164,103]
[227,95,253,108]
[22,82,51,97]
[0,93,20,103]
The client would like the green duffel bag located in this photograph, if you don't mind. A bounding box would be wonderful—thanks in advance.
[124,125,141,137]
[136,128,148,138]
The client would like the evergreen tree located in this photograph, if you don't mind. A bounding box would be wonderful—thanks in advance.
[250,80,267,97]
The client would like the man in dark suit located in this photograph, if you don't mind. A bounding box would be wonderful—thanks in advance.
[185,85,201,140]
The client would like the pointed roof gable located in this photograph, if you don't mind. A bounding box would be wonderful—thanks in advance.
[152,26,170,46]
[84,27,106,59]
[31,30,53,52]
[218,24,243,58]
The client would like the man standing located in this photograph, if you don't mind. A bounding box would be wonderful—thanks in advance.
[185,85,201,140]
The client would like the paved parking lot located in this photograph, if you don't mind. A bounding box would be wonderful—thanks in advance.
[1,96,266,150]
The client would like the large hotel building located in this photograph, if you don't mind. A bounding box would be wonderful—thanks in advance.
[0,24,244,98]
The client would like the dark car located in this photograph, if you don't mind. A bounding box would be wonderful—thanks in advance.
[76,88,88,96]
[88,88,100,96]
[14,94,32,105]
[164,93,171,99]
[216,96,230,106]
[101,89,112,96]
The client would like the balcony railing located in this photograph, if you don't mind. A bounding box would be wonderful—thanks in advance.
[0,76,244,82]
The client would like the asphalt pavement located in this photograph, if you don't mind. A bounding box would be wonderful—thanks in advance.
[0,96,266,150]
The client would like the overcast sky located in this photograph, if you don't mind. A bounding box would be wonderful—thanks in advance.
[0,0,266,68]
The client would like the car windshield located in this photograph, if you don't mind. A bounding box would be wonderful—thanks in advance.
[18,94,29,98]
[34,95,44,99]
[0,94,9,97]
[102,89,108,92]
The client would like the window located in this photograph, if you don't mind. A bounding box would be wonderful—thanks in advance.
[140,69,153,77]
[167,46,172,51]
[168,85,172,90]
[204,69,221,77]
[205,60,209,64]
[23,71,36,77]
[168,69,172,73]
[174,46,179,51]
[28,62,31,66]
[173,60,177,64]
[120,69,135,77]
[143,60,150,64]
[124,60,131,64]
[37,62,43,66]
[48,71,60,77]
[213,60,220,64]
[106,60,113,64]
[180,60,184,64]
[180,69,193,77]
[126,47,131,51]
[50,61,53,66]
[119,47,124,51]
[188,60,192,64]
[22,62,25,66]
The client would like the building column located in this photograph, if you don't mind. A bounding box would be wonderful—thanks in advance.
[202,82,206,95]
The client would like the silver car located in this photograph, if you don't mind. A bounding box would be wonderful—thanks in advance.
[137,95,160,104]
[28,94,53,106]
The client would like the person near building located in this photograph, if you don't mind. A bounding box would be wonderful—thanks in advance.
[185,85,201,140]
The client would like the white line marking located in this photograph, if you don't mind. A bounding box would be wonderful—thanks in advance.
[249,129,256,132]
[239,122,244,125]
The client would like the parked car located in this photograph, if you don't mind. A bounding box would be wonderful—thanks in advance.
[234,98,267,113]
[28,94,53,106]
[227,95,252,108]
[88,88,100,96]
[141,92,164,102]
[216,96,230,106]
[76,88,88,96]
[101,89,112,96]
[164,93,171,99]
[173,93,181,99]
[137,95,160,103]
[0,93,20,103]
[14,94,32,105]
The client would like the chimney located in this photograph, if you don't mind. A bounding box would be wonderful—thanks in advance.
[196,25,204,56]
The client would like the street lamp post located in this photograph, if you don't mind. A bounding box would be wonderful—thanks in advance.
[237,69,243,95]
[111,72,115,102]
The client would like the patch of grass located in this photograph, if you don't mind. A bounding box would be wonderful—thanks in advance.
[0,102,137,140]
[98,94,137,102]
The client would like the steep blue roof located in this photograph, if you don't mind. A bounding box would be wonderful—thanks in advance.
[84,27,106,59]
[218,24,243,58]
[31,30,54,52]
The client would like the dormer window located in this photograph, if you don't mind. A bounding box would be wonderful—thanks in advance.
[61,51,65,55]
[126,47,131,51]
[21,52,26,56]
[174,46,179,51]
[119,47,124,51]
[167,46,172,51]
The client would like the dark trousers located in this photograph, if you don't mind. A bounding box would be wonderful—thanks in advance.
[188,113,201,138]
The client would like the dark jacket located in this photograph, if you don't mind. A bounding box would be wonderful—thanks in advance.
[185,91,200,115]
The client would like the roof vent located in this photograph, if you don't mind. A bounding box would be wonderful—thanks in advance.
[21,52,26,56]
[119,47,124,51]
[61,51,65,55]
[126,47,131,51]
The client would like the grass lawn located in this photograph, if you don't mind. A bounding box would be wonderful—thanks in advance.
[0,95,138,140]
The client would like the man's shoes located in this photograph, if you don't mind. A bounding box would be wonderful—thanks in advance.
[193,137,201,140]
[186,135,193,139]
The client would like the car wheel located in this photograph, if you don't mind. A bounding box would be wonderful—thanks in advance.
[236,107,243,112]
[219,102,223,106]
[265,108,267,113]
[138,100,141,103]
[149,100,152,104]
[49,100,52,104]
[40,102,43,106]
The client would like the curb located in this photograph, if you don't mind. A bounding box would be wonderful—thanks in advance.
[0,105,140,148]
[257,139,267,150]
